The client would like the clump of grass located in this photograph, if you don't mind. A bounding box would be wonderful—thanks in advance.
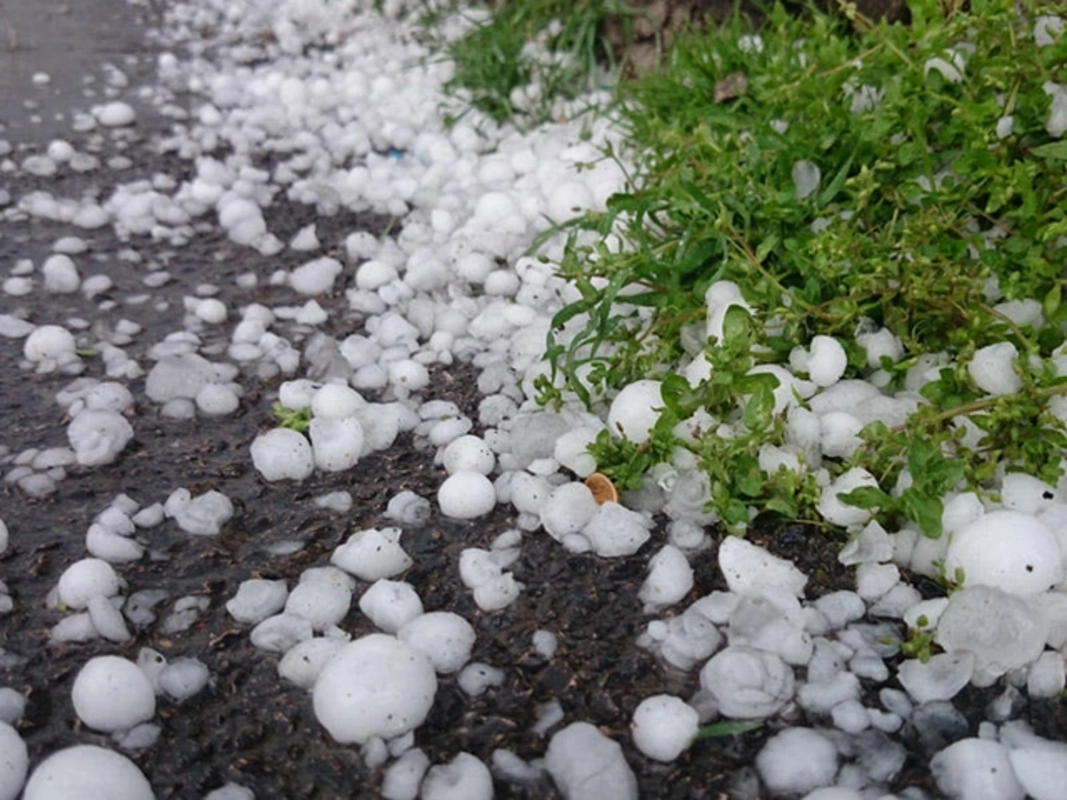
[438,0,635,123]
[538,0,1067,536]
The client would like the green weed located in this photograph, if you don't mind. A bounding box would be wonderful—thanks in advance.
[537,0,1067,535]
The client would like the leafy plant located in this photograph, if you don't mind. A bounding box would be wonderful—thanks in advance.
[273,402,312,433]
[535,0,1067,535]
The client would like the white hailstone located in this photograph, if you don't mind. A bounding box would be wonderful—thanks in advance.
[945,510,1063,595]
[195,383,239,416]
[1045,81,1067,138]
[57,558,121,609]
[547,182,593,220]
[384,491,432,526]
[855,327,904,368]
[382,748,431,800]
[42,254,80,293]
[705,280,752,342]
[0,518,7,555]
[309,416,364,472]
[931,739,1024,800]
[473,574,523,611]
[355,259,398,290]
[226,578,289,624]
[719,537,807,597]
[421,753,493,800]
[66,409,134,466]
[582,502,653,557]
[289,223,320,251]
[331,528,413,581]
[968,342,1022,396]
[817,468,880,527]
[358,580,423,633]
[631,695,699,762]
[310,384,365,418]
[397,611,476,674]
[159,658,210,702]
[545,722,638,800]
[250,428,314,481]
[553,427,599,477]
[455,252,493,284]
[806,336,848,387]
[607,380,663,444]
[541,482,599,542]
[756,728,839,797]
[284,567,354,631]
[1000,473,1059,514]
[249,613,314,653]
[72,656,156,733]
[897,653,976,704]
[164,488,233,536]
[23,324,77,363]
[442,435,495,475]
[0,721,27,800]
[195,297,228,324]
[389,359,430,392]
[278,638,346,689]
[204,785,255,800]
[508,471,552,515]
[313,634,437,745]
[639,545,694,612]
[279,379,319,411]
[792,160,822,201]
[438,471,496,519]
[23,746,153,800]
[290,257,342,295]
[935,586,1048,682]
[94,101,136,126]
[699,645,795,718]
[87,594,131,642]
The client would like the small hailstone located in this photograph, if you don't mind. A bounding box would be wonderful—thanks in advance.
[86,594,131,642]
[250,428,314,481]
[382,748,430,800]
[56,558,121,609]
[290,223,320,251]
[540,482,598,541]
[72,656,155,733]
[817,468,880,527]
[290,256,342,295]
[438,471,496,519]
[42,254,80,293]
[639,545,694,612]
[226,579,288,625]
[931,738,1024,800]
[204,784,256,800]
[756,728,839,796]
[389,359,430,392]
[457,663,505,697]
[0,720,26,799]
[699,645,795,718]
[421,753,493,800]
[23,746,153,800]
[719,537,807,597]
[313,634,437,745]
[398,611,476,674]
[384,491,432,526]
[94,101,136,126]
[196,383,239,416]
[0,518,7,555]
[945,510,1062,595]
[158,658,210,702]
[310,383,364,418]
[331,528,413,581]
[164,488,233,536]
[309,417,364,472]
[249,613,314,653]
[284,568,354,631]
[631,695,700,762]
[24,324,77,364]
[441,435,495,475]
[359,580,423,633]
[278,638,345,689]
[607,380,663,444]
[968,342,1022,396]
[545,722,638,800]
[792,160,822,201]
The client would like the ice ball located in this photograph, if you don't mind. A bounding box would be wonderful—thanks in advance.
[631,694,699,762]
[607,380,663,444]
[945,510,1063,594]
[23,746,153,800]
[72,655,156,732]
[438,471,496,519]
[312,634,437,744]
[250,428,314,481]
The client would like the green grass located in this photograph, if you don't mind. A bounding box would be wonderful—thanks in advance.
[528,0,1067,539]
[434,0,636,123]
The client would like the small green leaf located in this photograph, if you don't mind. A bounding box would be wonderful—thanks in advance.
[1044,283,1063,320]
[742,384,775,431]
[1030,141,1067,161]
[901,488,944,539]
[837,486,892,510]
[720,304,752,347]
[692,720,763,740]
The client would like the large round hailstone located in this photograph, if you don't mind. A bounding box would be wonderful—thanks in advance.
[23,745,153,800]
[756,727,839,796]
[607,380,663,444]
[945,510,1063,594]
[310,384,365,419]
[438,471,495,519]
[57,557,121,609]
[309,416,364,472]
[250,428,314,481]
[0,721,27,800]
[442,435,495,475]
[541,482,599,541]
[72,655,156,733]
[312,634,437,745]
[699,645,795,719]
[23,324,76,363]
[397,611,477,674]
[67,409,134,466]
[631,694,699,762]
